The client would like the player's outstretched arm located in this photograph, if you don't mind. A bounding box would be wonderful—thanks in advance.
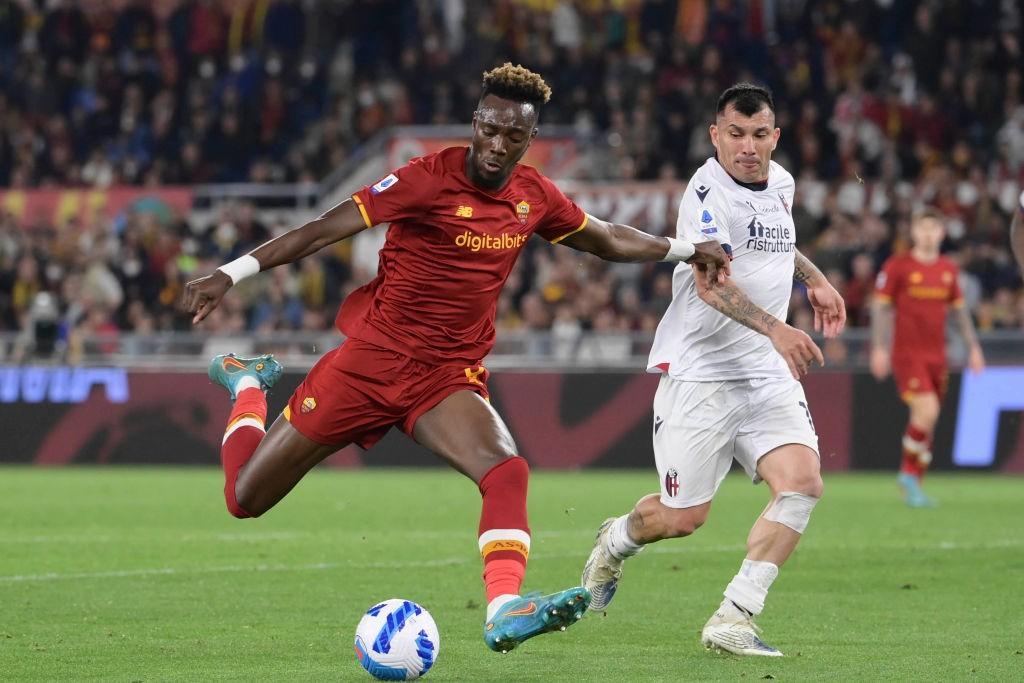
[794,249,846,338]
[952,305,985,373]
[693,267,823,379]
[1012,190,1024,271]
[869,297,893,380]
[183,199,369,324]
[558,215,731,283]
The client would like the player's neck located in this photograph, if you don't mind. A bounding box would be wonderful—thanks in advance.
[910,248,939,264]
[714,156,768,191]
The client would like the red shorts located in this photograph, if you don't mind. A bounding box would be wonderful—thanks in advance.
[284,338,489,448]
[892,355,948,401]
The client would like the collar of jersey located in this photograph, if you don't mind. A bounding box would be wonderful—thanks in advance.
[713,156,769,192]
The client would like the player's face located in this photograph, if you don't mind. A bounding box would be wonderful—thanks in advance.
[468,95,538,188]
[911,216,945,254]
[710,104,780,184]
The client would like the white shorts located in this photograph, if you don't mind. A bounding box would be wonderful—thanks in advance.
[653,375,819,508]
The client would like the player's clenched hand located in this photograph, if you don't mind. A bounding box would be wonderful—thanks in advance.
[768,324,824,379]
[687,241,731,285]
[806,283,846,338]
[869,347,890,381]
[182,271,232,324]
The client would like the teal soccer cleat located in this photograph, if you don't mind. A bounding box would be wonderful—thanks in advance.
[208,353,283,401]
[898,472,937,508]
[484,587,591,654]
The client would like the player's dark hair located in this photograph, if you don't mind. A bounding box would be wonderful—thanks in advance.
[480,63,551,108]
[717,83,775,117]
[912,207,945,225]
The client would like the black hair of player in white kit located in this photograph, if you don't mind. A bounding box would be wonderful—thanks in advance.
[717,83,775,116]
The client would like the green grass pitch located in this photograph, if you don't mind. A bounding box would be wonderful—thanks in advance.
[1,468,1021,681]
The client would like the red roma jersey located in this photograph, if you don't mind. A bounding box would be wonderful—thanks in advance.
[874,253,964,360]
[339,146,588,365]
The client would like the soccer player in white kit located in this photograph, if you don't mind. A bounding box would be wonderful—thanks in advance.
[581,84,846,656]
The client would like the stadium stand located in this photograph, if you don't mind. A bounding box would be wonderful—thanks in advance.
[0,0,1022,363]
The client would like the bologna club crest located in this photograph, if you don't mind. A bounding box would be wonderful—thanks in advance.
[664,468,679,497]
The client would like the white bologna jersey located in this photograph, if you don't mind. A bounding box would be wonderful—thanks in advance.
[648,157,797,381]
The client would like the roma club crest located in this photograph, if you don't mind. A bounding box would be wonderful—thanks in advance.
[516,200,530,225]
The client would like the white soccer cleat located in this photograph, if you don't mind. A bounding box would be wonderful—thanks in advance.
[701,607,783,657]
[580,517,623,611]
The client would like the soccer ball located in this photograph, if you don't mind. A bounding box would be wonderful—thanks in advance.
[354,599,440,680]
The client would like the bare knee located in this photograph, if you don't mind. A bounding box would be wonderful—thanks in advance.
[768,462,824,499]
[230,478,264,518]
[792,472,823,499]
[662,506,709,538]
[909,395,940,429]
[775,472,823,499]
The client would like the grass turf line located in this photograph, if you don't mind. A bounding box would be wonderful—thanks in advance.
[0,467,1021,681]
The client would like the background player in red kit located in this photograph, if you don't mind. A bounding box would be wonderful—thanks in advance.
[182,63,729,654]
[870,210,984,507]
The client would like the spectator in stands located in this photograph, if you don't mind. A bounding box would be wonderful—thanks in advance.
[0,0,1022,356]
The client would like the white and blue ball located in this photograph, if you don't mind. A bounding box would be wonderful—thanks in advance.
[354,599,439,680]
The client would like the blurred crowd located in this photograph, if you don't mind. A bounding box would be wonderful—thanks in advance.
[1,0,1023,361]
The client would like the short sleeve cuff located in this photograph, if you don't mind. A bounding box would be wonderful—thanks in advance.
[352,193,373,228]
[548,214,589,244]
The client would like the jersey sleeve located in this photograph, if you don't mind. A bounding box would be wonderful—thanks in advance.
[675,177,732,251]
[534,175,588,243]
[351,156,440,228]
[874,258,901,302]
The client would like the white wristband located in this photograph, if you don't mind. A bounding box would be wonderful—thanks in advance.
[1019,189,1023,212]
[663,237,696,262]
[217,254,261,284]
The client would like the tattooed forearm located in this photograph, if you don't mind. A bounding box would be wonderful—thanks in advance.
[793,249,826,286]
[870,298,892,349]
[700,280,779,335]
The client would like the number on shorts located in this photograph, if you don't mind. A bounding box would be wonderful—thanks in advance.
[798,400,816,433]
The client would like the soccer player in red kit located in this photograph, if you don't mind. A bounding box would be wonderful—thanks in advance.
[870,210,984,507]
[183,63,730,654]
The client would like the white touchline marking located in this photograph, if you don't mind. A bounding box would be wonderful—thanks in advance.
[0,539,1019,584]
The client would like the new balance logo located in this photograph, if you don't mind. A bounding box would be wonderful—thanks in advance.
[455,205,474,218]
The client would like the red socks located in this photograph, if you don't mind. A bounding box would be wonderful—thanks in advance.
[900,424,932,480]
[220,388,267,518]
[477,457,530,602]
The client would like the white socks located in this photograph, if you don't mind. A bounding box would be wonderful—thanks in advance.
[723,558,779,616]
[235,375,261,393]
[486,594,518,621]
[605,515,644,560]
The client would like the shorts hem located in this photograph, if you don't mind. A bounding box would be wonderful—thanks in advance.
[283,411,340,447]
[659,493,716,509]
[401,384,488,436]
[285,399,382,450]
[750,438,820,483]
